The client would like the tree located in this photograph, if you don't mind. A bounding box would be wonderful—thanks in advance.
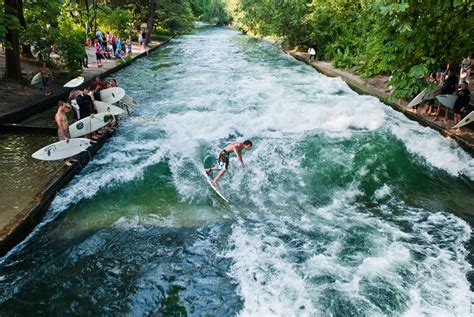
[4,0,23,81]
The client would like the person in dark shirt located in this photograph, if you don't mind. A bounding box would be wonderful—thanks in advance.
[76,86,96,119]
[434,66,458,122]
[453,81,471,128]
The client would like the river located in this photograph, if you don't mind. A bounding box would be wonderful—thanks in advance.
[1,25,473,316]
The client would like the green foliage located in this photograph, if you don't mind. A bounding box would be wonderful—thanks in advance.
[228,0,474,98]
[118,54,133,65]
[96,5,134,38]
[56,16,86,76]
[155,0,196,34]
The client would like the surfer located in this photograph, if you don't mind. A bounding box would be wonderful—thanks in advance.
[55,101,76,166]
[205,140,253,188]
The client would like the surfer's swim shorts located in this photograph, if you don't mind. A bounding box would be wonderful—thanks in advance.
[217,150,230,170]
[58,130,71,141]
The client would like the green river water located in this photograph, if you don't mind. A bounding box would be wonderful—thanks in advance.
[1,25,473,316]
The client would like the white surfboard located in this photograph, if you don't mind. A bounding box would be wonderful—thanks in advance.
[423,87,441,101]
[95,101,125,116]
[99,87,126,104]
[63,76,84,88]
[436,94,458,109]
[69,113,114,138]
[121,94,138,107]
[453,111,474,128]
[31,72,42,85]
[32,138,91,161]
[201,169,229,203]
[407,89,427,107]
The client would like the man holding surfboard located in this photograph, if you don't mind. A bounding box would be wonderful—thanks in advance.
[55,101,75,166]
[205,140,253,188]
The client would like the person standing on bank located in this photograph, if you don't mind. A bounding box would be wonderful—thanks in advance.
[434,65,458,122]
[55,101,76,166]
[94,39,104,67]
[40,62,53,96]
[308,47,316,61]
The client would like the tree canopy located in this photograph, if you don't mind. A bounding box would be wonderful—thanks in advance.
[2,0,228,79]
[225,0,474,98]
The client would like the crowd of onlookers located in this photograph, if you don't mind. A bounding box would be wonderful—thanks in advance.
[55,76,120,165]
[86,29,148,67]
[414,54,472,130]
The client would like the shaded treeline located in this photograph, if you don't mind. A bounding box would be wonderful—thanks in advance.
[224,0,474,98]
[1,0,227,80]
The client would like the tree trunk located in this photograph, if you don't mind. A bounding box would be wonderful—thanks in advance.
[18,0,32,57]
[145,0,156,45]
[4,0,23,81]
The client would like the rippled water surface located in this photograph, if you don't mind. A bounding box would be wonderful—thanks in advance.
[1,26,474,316]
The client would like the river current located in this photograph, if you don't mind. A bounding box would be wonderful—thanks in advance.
[1,26,473,316]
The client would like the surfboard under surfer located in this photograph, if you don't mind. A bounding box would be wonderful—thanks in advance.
[205,140,253,188]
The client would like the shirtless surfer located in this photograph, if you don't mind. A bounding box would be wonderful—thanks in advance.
[55,100,76,166]
[205,140,253,188]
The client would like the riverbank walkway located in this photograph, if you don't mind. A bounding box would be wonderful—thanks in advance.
[286,49,474,154]
[0,40,162,124]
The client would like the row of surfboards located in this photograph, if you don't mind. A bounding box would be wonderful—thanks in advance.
[407,88,474,129]
[32,80,137,161]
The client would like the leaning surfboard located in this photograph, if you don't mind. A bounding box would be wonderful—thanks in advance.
[436,94,458,109]
[95,101,126,116]
[423,87,441,101]
[407,89,427,108]
[30,72,42,85]
[99,87,126,104]
[201,169,229,203]
[32,138,91,161]
[69,113,114,138]
[63,76,84,88]
[453,111,474,129]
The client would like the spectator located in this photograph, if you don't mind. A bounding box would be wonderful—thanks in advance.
[111,34,117,55]
[95,76,107,91]
[94,39,104,67]
[141,30,147,49]
[121,40,126,54]
[108,79,118,88]
[137,31,143,47]
[434,66,458,122]
[96,29,103,48]
[127,36,132,56]
[460,55,472,84]
[116,36,121,54]
[40,62,53,96]
[453,81,471,129]
[424,72,439,115]
[436,63,447,83]
[308,46,316,61]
